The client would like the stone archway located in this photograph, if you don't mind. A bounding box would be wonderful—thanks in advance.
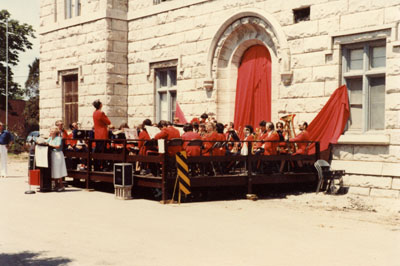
[205,9,292,123]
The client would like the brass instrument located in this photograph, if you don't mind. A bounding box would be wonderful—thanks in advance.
[231,127,241,154]
[280,114,297,153]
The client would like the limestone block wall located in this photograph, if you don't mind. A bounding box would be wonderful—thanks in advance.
[40,0,128,130]
[39,0,400,197]
[126,0,400,197]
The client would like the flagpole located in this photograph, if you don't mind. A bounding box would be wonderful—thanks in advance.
[5,18,9,129]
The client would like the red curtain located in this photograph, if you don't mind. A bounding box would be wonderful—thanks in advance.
[307,85,350,154]
[234,45,271,134]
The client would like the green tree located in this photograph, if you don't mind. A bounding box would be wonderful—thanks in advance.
[24,58,39,133]
[0,9,36,109]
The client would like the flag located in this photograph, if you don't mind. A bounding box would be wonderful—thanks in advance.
[175,102,188,124]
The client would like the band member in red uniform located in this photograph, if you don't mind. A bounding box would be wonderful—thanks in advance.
[200,113,208,124]
[202,123,219,156]
[263,122,280,155]
[240,125,254,155]
[138,119,152,156]
[92,99,111,170]
[275,121,287,154]
[154,120,181,156]
[254,120,268,154]
[181,123,201,156]
[290,121,310,155]
[214,123,226,156]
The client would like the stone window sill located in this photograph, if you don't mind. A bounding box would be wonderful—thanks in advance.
[336,133,390,145]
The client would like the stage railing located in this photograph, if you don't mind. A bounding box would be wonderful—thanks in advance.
[63,138,321,202]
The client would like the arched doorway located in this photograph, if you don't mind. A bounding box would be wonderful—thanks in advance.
[234,45,271,131]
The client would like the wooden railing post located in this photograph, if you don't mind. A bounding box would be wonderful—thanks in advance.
[247,140,253,195]
[161,139,168,203]
[123,139,127,163]
[87,139,92,189]
[315,141,320,161]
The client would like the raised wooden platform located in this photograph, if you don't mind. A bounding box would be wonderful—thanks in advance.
[64,139,321,202]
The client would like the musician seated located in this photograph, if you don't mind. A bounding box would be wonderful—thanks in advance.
[71,122,88,152]
[65,123,77,150]
[181,123,201,157]
[202,123,219,156]
[225,122,241,155]
[111,123,129,151]
[214,123,226,156]
[240,125,254,156]
[138,119,152,156]
[290,121,310,155]
[154,120,181,156]
[263,122,279,155]
[254,120,268,155]
[200,113,208,124]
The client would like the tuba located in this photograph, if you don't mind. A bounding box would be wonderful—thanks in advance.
[280,114,297,153]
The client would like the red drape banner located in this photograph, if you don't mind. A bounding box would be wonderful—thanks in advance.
[234,45,271,135]
[307,85,350,154]
[175,102,188,124]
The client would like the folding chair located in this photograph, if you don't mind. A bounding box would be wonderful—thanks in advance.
[187,139,202,176]
[314,159,345,194]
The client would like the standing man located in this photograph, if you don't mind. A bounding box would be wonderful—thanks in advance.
[93,100,111,170]
[55,120,68,139]
[0,122,14,178]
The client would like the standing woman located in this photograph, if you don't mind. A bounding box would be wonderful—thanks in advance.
[46,126,68,192]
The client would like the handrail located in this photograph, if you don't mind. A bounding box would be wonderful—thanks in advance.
[62,138,321,197]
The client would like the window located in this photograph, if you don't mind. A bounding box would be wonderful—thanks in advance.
[153,0,170,5]
[156,68,177,122]
[63,74,79,127]
[293,7,310,23]
[342,41,386,132]
[65,0,81,19]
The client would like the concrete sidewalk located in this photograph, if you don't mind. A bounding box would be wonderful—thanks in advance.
[1,159,399,266]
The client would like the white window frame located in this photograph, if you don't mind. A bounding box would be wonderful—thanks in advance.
[155,67,177,122]
[341,40,386,133]
[153,0,170,5]
[65,0,81,19]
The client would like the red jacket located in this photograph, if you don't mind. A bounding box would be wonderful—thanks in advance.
[154,126,181,156]
[138,130,150,155]
[182,131,201,157]
[93,110,111,140]
[290,130,310,155]
[263,132,280,155]
[255,130,268,149]
[65,132,77,147]
[202,131,219,156]
[214,133,226,156]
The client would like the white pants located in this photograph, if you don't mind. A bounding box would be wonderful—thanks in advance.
[0,145,8,176]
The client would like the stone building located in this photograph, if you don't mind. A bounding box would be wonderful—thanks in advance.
[39,0,400,197]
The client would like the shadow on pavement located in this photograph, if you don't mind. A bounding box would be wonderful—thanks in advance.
[0,251,73,266]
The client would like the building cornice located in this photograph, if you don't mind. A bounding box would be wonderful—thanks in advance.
[39,9,127,35]
[127,0,211,21]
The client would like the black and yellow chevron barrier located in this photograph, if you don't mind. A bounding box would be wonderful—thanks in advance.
[176,151,191,195]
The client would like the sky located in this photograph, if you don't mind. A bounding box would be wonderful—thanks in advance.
[1,0,40,89]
